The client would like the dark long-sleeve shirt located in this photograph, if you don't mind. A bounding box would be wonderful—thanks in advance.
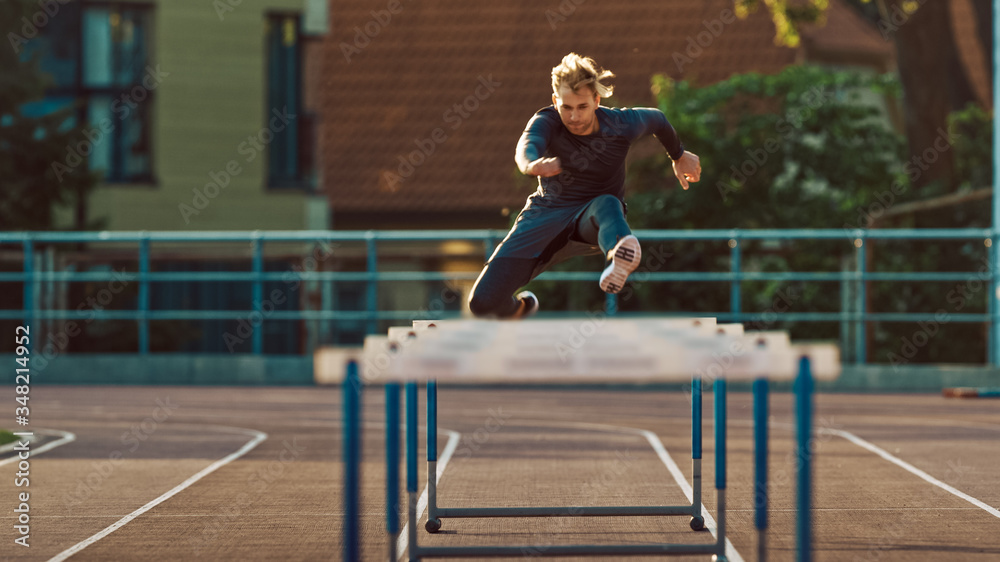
[490,105,684,267]
[514,106,684,206]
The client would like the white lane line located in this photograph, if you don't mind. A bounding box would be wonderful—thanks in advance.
[729,507,984,512]
[47,425,267,562]
[0,429,75,465]
[396,429,461,560]
[638,429,745,562]
[763,419,1000,520]
[820,426,1000,520]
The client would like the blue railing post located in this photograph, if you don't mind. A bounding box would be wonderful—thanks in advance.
[366,231,378,336]
[138,235,150,354]
[992,234,999,365]
[854,237,866,364]
[730,236,741,323]
[992,3,1000,366]
[840,251,852,363]
[252,233,264,355]
[22,238,34,347]
[605,293,617,316]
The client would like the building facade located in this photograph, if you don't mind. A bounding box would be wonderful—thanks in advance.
[27,0,330,231]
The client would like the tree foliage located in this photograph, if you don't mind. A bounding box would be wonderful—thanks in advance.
[734,0,830,47]
[632,65,905,230]
[738,0,991,194]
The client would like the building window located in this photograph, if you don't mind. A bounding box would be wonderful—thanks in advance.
[26,2,155,184]
[266,13,312,189]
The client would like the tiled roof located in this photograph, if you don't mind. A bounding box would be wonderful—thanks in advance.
[318,0,888,217]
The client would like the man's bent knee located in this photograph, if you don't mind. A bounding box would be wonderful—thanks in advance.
[593,194,624,213]
[467,292,495,318]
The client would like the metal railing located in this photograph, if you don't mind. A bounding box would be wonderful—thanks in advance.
[0,229,994,364]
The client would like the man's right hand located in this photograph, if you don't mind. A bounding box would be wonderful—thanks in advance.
[526,157,562,177]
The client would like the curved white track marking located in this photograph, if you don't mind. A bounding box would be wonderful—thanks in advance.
[0,429,75,465]
[47,425,268,562]
[764,420,1000,520]
[407,418,744,562]
[396,429,461,560]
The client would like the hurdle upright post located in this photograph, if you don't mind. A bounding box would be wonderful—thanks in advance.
[753,378,769,562]
[795,356,814,562]
[385,383,401,560]
[426,380,441,532]
[342,361,361,562]
[405,382,419,561]
[691,378,704,531]
[713,378,728,562]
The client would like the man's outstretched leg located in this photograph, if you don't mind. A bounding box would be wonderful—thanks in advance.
[574,194,641,294]
[467,257,540,319]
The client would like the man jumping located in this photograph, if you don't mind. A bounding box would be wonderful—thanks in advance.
[468,53,701,318]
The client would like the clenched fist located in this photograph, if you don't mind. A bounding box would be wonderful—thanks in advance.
[672,152,701,190]
[526,157,563,177]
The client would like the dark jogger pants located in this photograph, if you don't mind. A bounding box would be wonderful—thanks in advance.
[467,194,631,318]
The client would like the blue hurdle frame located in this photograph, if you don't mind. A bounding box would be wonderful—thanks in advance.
[342,357,817,561]
[423,376,707,534]
[342,361,361,561]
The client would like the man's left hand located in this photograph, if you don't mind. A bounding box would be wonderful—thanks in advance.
[672,152,701,190]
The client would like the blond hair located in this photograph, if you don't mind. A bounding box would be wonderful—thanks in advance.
[551,53,614,98]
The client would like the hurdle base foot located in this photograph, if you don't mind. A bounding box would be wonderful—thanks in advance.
[689,516,705,531]
[425,518,442,533]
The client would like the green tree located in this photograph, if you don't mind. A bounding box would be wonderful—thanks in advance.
[0,0,97,230]
[624,66,907,338]
[734,0,831,48]
[737,0,990,194]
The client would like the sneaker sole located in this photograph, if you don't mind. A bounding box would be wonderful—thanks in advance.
[599,236,641,294]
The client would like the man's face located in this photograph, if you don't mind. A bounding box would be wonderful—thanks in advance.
[552,84,599,135]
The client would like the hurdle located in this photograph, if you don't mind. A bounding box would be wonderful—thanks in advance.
[345,318,839,561]
[398,319,729,536]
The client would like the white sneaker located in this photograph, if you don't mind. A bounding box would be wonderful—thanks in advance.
[514,290,539,318]
[599,235,641,294]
